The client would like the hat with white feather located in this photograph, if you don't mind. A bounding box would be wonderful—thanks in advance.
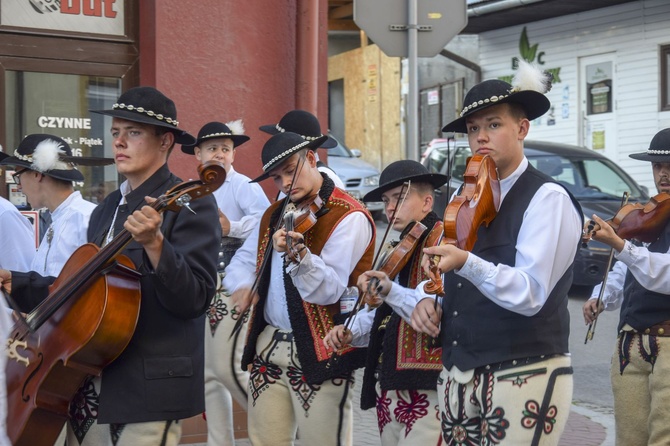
[0,134,113,182]
[181,120,250,154]
[442,60,553,134]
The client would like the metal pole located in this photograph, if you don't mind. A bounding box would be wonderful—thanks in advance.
[407,0,419,160]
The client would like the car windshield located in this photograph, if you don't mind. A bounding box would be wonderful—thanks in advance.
[528,153,646,201]
[329,140,352,157]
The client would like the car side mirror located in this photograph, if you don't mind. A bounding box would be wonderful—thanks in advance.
[350,149,362,158]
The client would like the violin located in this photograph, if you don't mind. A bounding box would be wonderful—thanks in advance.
[582,192,670,245]
[363,221,428,308]
[284,195,325,262]
[423,154,501,295]
[6,161,226,446]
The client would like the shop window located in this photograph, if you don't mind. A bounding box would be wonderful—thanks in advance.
[5,71,121,205]
[662,45,670,112]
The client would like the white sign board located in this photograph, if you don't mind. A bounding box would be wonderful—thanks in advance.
[1,0,125,36]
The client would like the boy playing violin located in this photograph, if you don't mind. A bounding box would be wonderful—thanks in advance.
[223,132,375,445]
[324,160,447,446]
[410,62,583,445]
[583,128,670,445]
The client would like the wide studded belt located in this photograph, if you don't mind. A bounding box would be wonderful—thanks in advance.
[475,354,561,375]
[643,321,670,337]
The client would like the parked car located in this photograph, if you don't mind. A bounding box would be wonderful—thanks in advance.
[326,135,383,218]
[422,139,650,287]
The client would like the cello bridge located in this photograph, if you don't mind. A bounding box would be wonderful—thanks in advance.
[6,338,30,367]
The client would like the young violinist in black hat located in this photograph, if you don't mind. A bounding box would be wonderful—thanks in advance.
[324,159,447,445]
[223,131,375,446]
[583,128,670,445]
[410,61,583,445]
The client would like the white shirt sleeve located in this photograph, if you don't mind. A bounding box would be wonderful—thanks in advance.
[589,258,627,311]
[221,222,260,293]
[609,240,670,294]
[456,183,582,316]
[348,306,376,347]
[383,280,434,323]
[227,181,270,240]
[289,211,373,305]
[0,202,35,272]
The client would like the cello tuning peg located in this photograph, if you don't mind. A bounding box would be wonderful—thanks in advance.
[183,202,197,215]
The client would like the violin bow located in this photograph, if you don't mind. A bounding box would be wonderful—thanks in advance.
[584,191,629,344]
[430,136,454,312]
[228,154,309,340]
[327,181,411,368]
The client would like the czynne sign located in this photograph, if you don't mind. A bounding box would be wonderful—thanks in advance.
[1,0,124,37]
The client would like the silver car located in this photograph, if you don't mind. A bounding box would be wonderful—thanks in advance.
[326,135,383,218]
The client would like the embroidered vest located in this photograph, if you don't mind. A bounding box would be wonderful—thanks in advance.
[440,165,580,371]
[242,187,375,384]
[619,221,670,332]
[360,218,443,410]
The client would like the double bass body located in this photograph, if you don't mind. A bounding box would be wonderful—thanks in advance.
[6,243,141,446]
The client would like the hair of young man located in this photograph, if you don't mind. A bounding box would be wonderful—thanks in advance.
[411,181,436,199]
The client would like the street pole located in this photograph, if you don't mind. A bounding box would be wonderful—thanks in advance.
[408,0,419,161]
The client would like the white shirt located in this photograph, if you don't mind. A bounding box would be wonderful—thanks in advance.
[0,197,35,272]
[31,191,96,277]
[214,167,270,240]
[589,241,670,310]
[223,208,373,330]
[0,197,33,446]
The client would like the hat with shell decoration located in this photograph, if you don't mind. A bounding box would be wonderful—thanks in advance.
[90,86,196,145]
[259,109,337,148]
[181,120,250,154]
[443,60,553,134]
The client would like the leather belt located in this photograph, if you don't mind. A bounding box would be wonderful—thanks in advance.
[475,354,560,375]
[643,321,670,337]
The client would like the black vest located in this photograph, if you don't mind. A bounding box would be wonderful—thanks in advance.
[440,165,579,371]
[618,221,670,331]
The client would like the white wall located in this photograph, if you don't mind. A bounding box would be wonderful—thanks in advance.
[477,0,670,191]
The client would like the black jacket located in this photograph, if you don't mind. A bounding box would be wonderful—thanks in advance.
[12,164,221,424]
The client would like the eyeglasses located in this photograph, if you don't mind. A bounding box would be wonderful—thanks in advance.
[12,169,28,185]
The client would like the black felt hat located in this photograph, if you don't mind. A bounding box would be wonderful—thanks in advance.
[443,61,552,134]
[259,109,337,149]
[91,86,196,145]
[630,129,670,162]
[0,134,114,182]
[251,132,328,182]
[363,160,449,202]
[181,120,250,154]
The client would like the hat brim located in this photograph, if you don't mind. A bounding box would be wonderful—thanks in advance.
[442,91,550,133]
[91,108,196,145]
[0,156,85,182]
[363,173,450,202]
[629,152,670,162]
[0,152,8,162]
[259,124,337,149]
[181,134,251,154]
[251,135,328,183]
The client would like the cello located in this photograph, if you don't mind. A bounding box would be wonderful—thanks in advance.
[5,161,226,446]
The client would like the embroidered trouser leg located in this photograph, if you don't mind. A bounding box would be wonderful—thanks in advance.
[611,332,670,446]
[204,289,250,446]
[437,355,572,446]
[247,325,354,446]
[375,383,442,446]
[66,377,182,446]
